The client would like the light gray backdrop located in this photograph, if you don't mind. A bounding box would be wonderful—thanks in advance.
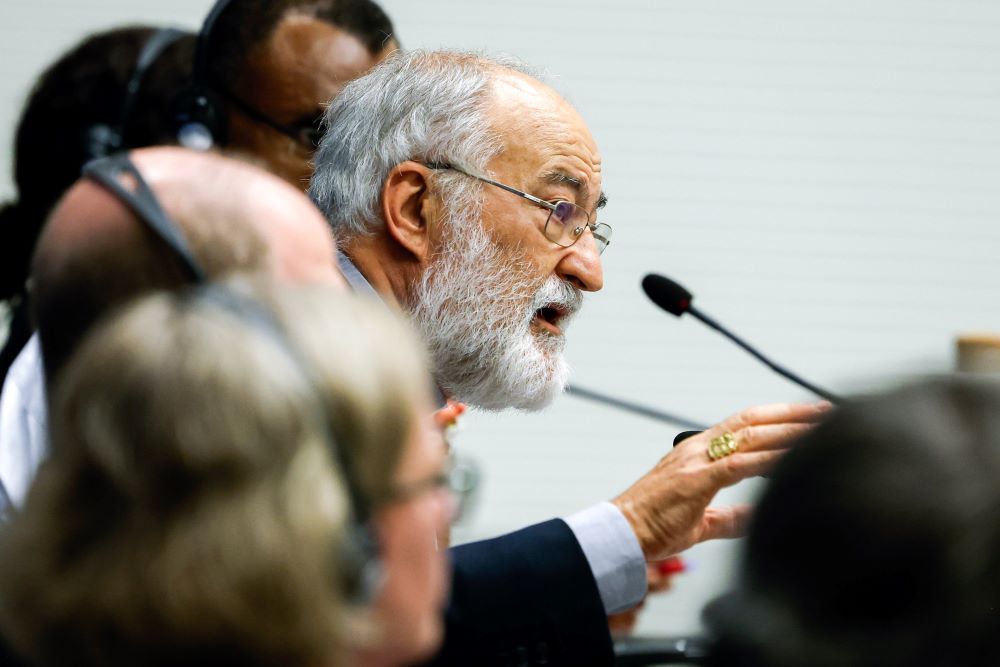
[2,0,999,636]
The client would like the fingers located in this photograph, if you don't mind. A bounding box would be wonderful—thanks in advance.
[698,503,753,542]
[708,450,784,486]
[673,422,811,464]
[719,401,832,433]
[733,422,814,452]
[621,402,826,559]
[686,402,830,456]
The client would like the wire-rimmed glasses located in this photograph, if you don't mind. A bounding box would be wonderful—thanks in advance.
[427,162,612,254]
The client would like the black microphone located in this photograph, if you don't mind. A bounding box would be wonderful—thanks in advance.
[641,273,840,403]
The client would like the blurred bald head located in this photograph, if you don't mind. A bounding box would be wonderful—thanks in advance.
[32,146,342,379]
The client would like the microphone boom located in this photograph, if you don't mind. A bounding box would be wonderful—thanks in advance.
[642,273,840,403]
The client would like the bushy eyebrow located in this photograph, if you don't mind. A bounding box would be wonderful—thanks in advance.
[541,170,608,213]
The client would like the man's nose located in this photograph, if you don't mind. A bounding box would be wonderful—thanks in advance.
[555,231,604,292]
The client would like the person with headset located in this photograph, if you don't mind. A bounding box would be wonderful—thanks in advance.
[1,0,396,386]
[0,0,398,498]
[256,280,453,667]
[172,0,399,188]
[0,147,343,516]
[0,25,195,387]
[0,277,451,667]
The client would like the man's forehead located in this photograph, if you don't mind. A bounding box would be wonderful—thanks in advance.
[488,71,590,138]
[488,73,604,208]
[490,70,554,105]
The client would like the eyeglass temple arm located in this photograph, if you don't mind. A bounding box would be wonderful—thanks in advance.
[426,162,607,252]
[426,162,557,212]
[487,176,604,240]
[215,85,308,144]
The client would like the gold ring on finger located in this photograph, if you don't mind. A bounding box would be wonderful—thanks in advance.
[708,432,739,461]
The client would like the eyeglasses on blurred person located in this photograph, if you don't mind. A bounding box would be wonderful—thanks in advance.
[0,279,451,667]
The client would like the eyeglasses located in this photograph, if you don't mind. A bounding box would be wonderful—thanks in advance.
[216,85,323,150]
[427,162,612,255]
[383,454,481,524]
[385,470,451,505]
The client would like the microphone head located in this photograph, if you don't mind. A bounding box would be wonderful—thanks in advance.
[642,273,693,317]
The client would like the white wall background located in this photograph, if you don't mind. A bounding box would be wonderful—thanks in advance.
[2,0,1000,637]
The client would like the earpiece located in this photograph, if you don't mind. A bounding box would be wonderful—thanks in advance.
[171,0,233,149]
[170,87,224,150]
[84,124,122,161]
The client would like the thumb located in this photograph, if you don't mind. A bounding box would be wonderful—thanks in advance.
[697,504,754,542]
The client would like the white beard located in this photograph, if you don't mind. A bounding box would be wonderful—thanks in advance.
[408,210,583,412]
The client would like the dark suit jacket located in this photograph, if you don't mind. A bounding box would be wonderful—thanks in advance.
[425,518,614,667]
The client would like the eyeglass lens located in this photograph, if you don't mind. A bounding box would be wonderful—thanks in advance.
[544,201,612,254]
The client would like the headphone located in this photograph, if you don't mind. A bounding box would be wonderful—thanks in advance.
[170,0,233,150]
[81,153,383,604]
[85,27,189,161]
[199,286,384,605]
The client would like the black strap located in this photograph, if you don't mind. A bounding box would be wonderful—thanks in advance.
[195,284,372,525]
[81,153,207,283]
[117,27,190,146]
[194,284,383,603]
[193,0,233,88]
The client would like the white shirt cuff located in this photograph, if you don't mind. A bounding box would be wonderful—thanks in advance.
[564,501,647,614]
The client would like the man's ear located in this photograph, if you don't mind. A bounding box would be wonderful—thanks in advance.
[381,161,438,263]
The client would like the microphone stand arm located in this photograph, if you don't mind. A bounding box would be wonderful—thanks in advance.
[566,384,708,430]
[687,305,841,404]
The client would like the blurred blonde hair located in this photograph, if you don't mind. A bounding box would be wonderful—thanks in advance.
[253,280,433,506]
[0,278,431,667]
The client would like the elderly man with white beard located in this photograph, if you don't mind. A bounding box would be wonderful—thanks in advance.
[309,50,829,667]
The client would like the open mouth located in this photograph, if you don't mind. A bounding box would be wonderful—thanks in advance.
[533,304,568,335]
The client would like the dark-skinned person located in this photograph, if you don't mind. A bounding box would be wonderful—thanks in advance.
[177,0,399,187]
[0,279,451,667]
[0,147,342,516]
[1,0,400,480]
[704,379,1000,667]
[0,25,196,384]
[1,0,394,385]
[1,0,397,380]
[309,49,830,666]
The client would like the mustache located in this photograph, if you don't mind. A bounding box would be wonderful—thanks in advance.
[531,277,583,319]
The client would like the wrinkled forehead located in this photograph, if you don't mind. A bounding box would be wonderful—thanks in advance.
[485,71,603,201]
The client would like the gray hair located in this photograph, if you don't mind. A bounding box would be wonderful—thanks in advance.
[309,50,540,239]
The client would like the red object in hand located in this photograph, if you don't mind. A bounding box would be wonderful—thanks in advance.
[657,557,686,576]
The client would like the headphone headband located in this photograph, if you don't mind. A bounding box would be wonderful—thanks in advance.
[81,153,206,283]
[86,27,189,161]
[196,285,374,526]
[195,284,382,602]
[193,0,233,89]
[172,0,234,150]
[117,27,189,147]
